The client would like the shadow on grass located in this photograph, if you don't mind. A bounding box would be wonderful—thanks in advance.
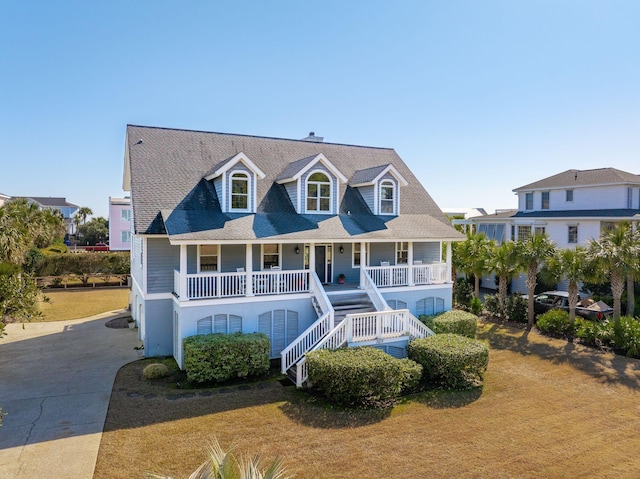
[478,321,640,390]
[410,386,483,409]
[279,396,391,429]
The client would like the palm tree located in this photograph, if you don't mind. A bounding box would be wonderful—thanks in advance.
[453,232,493,298]
[547,246,591,339]
[517,233,556,330]
[588,222,640,322]
[488,240,520,310]
[147,437,289,479]
[75,206,93,238]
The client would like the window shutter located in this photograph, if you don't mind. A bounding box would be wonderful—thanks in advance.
[229,315,242,333]
[435,298,445,314]
[197,316,212,335]
[286,310,299,344]
[272,310,286,356]
[214,314,228,334]
[258,312,272,337]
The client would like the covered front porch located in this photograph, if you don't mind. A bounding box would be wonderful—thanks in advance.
[172,241,453,301]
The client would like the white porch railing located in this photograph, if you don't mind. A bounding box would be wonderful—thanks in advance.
[281,272,334,374]
[174,269,310,300]
[362,268,391,312]
[364,263,448,288]
[294,309,434,387]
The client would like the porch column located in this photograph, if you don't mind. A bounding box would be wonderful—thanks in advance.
[309,243,316,279]
[359,242,367,289]
[446,242,452,283]
[245,244,254,296]
[179,244,188,301]
[407,241,414,286]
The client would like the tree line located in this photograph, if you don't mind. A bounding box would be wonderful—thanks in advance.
[453,222,640,331]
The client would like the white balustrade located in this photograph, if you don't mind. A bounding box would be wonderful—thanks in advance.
[364,263,448,288]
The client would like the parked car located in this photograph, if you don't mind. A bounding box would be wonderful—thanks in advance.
[533,291,613,321]
[85,242,110,252]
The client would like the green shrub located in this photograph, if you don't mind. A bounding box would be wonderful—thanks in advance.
[469,297,483,316]
[183,332,270,384]
[143,363,170,379]
[612,316,640,358]
[535,309,574,338]
[419,310,478,338]
[33,252,130,277]
[408,334,489,389]
[575,318,614,349]
[306,347,423,409]
[483,294,503,318]
[453,278,474,308]
[504,295,528,323]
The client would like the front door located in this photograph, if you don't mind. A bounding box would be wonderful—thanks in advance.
[314,245,332,283]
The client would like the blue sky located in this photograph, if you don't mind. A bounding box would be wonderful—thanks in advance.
[1,1,638,218]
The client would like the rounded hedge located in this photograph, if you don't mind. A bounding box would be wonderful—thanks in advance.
[535,309,573,338]
[306,347,422,409]
[143,363,170,379]
[408,334,489,388]
[419,310,478,338]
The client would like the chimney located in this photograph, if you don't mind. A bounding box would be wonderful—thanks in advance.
[301,131,324,142]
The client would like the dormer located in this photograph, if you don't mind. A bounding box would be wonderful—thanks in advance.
[349,164,408,215]
[276,153,348,214]
[204,152,266,213]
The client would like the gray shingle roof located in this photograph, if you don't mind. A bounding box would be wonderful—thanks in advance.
[125,125,461,242]
[19,197,79,208]
[275,155,317,182]
[514,168,640,192]
[349,165,390,185]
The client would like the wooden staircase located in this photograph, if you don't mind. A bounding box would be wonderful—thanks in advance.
[328,292,376,325]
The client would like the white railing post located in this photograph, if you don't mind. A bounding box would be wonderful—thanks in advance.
[179,245,188,300]
[408,242,415,286]
[446,242,452,283]
[246,244,254,296]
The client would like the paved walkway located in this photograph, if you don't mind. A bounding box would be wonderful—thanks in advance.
[0,311,140,479]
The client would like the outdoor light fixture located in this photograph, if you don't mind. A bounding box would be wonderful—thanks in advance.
[295,246,300,254]
[339,245,344,254]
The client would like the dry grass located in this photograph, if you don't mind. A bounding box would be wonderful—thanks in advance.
[37,288,129,321]
[95,322,640,479]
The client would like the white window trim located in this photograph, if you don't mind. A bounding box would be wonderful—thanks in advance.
[304,169,333,214]
[121,209,131,221]
[198,244,220,273]
[229,170,251,212]
[352,242,369,268]
[395,241,408,265]
[525,192,533,210]
[379,180,397,216]
[121,230,130,243]
[261,243,281,270]
[541,191,550,210]
[566,189,574,202]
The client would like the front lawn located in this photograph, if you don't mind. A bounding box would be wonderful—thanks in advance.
[94,321,640,479]
[37,288,129,321]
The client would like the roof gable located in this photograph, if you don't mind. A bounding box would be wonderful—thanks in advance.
[276,153,348,184]
[349,164,408,187]
[204,152,266,180]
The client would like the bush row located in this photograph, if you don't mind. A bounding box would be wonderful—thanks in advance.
[535,310,640,358]
[418,310,478,338]
[408,334,489,389]
[183,332,270,383]
[31,252,130,276]
[306,347,422,409]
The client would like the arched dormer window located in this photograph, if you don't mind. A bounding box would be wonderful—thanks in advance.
[380,180,395,215]
[230,171,250,211]
[306,171,331,213]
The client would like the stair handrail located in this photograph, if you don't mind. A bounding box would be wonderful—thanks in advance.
[361,268,391,311]
[280,271,334,373]
[405,310,435,338]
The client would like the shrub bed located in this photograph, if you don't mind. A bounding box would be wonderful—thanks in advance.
[484,294,528,323]
[535,309,574,338]
[183,332,270,384]
[306,347,422,409]
[408,334,489,389]
[419,310,478,338]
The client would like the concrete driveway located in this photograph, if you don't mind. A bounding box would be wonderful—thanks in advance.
[0,311,140,479]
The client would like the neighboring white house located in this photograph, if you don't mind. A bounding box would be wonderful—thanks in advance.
[14,196,79,237]
[123,125,463,384]
[441,207,487,219]
[462,167,640,292]
[108,197,132,251]
[0,192,10,207]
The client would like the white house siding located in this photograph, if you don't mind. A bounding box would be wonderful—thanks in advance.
[173,296,317,364]
[131,236,144,287]
[518,185,636,212]
[147,238,180,293]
